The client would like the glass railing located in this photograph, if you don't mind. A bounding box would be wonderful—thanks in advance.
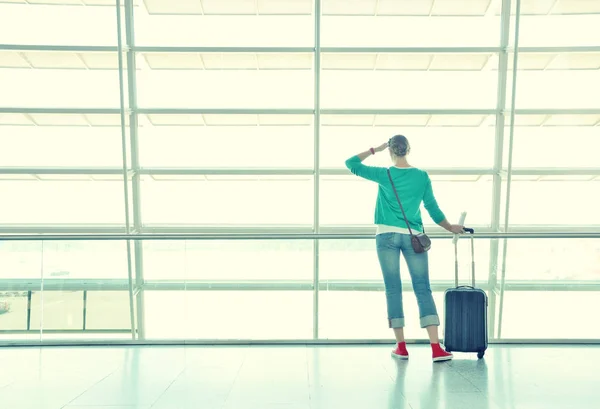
[0,232,599,343]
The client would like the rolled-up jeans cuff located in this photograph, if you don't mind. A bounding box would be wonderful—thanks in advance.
[420,315,440,328]
[388,318,405,328]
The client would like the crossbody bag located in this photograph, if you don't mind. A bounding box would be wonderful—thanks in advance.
[386,169,431,253]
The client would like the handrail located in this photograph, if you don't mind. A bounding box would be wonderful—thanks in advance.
[0,232,598,241]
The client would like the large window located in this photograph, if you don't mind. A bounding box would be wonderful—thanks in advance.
[1,0,599,343]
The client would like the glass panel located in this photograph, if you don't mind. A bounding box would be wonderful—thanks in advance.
[143,240,313,281]
[506,119,600,168]
[134,5,313,46]
[86,291,131,330]
[517,9,600,47]
[30,291,83,331]
[506,180,600,225]
[0,242,42,280]
[499,291,600,339]
[138,117,314,168]
[140,176,314,225]
[41,241,129,280]
[319,290,446,340]
[136,57,313,108]
[321,4,501,47]
[503,239,600,281]
[144,290,312,339]
[321,63,498,109]
[511,54,600,109]
[0,291,27,331]
[0,52,126,108]
[0,3,118,45]
[320,120,495,169]
[0,179,126,224]
[319,239,491,283]
[320,176,493,226]
[0,118,124,168]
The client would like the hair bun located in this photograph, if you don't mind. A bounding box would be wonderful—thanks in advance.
[389,134,410,157]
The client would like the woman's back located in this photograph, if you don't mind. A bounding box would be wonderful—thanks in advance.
[344,158,446,233]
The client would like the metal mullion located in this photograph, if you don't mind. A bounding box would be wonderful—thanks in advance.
[0,225,127,234]
[0,278,600,294]
[124,0,146,341]
[135,167,497,176]
[0,280,131,292]
[488,0,513,340]
[321,109,497,115]
[140,225,315,234]
[1,232,599,241]
[5,279,598,294]
[82,291,87,331]
[313,0,321,340]
[134,224,600,235]
[1,338,599,346]
[498,0,523,340]
[0,108,122,114]
[515,109,600,115]
[115,0,137,341]
[8,280,598,293]
[0,44,120,52]
[510,168,600,176]
[136,108,313,115]
[321,168,494,176]
[0,329,131,335]
[499,224,600,233]
[321,47,502,53]
[5,107,600,115]
[133,46,314,53]
[138,168,314,176]
[516,46,600,53]
[0,168,124,175]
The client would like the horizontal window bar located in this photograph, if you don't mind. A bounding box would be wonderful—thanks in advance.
[322,168,494,176]
[508,109,600,115]
[0,168,126,175]
[504,168,600,176]
[511,46,600,53]
[321,47,502,53]
[1,339,598,347]
[0,44,122,52]
[0,280,131,292]
[0,329,130,334]
[2,280,599,292]
[3,108,600,116]
[0,232,599,242]
[0,225,128,234]
[1,225,597,235]
[321,109,498,115]
[2,167,600,176]
[137,108,314,115]
[135,46,315,53]
[3,45,599,55]
[139,168,315,176]
[0,108,124,115]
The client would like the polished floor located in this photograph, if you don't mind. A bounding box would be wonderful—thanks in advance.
[0,344,598,409]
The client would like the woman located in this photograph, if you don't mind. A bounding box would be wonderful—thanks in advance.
[345,134,463,362]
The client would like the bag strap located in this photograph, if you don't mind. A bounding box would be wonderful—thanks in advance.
[386,169,415,237]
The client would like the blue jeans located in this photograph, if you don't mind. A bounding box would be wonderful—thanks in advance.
[375,232,440,329]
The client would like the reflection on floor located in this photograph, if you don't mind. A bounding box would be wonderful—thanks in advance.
[0,344,598,409]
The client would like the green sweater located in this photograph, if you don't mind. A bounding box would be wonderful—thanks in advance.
[345,155,446,233]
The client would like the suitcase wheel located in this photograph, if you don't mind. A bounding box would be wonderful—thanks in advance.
[477,350,485,359]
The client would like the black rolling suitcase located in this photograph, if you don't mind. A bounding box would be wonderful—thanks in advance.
[443,228,488,359]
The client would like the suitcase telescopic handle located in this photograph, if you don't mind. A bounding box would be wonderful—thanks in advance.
[454,228,475,288]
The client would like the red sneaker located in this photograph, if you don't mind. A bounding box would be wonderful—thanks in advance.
[431,343,453,362]
[391,342,409,359]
